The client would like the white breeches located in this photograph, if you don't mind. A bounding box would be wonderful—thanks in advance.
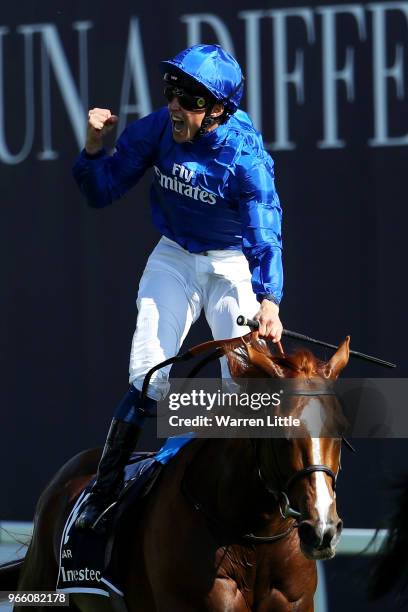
[129,236,258,400]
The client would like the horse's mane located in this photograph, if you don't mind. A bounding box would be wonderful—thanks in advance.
[224,336,325,379]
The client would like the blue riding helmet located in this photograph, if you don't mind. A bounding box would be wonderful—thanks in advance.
[160,44,244,114]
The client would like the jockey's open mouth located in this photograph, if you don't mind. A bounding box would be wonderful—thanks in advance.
[171,114,186,135]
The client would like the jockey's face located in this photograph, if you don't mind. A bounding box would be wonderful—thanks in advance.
[168,95,207,143]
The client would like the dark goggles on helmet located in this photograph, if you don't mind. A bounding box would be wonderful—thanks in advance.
[163,85,211,111]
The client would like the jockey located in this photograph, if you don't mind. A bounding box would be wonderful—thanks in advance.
[72,44,283,530]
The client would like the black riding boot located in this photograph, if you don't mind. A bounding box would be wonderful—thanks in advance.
[75,385,154,531]
[75,418,142,530]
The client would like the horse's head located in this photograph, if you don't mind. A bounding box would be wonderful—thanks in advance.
[226,334,350,560]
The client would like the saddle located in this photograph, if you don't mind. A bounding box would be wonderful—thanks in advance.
[56,451,163,599]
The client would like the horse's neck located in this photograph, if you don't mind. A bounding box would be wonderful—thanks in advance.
[188,439,277,528]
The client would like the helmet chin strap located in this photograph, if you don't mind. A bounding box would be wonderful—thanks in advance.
[196,107,217,138]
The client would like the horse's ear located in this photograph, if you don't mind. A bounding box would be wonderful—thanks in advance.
[323,336,350,379]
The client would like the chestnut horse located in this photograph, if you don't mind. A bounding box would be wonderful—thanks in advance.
[1,334,350,611]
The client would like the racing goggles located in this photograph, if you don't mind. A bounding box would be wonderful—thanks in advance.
[163,85,210,111]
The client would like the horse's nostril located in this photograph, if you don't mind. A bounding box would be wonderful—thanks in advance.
[320,521,342,548]
[298,521,321,548]
[299,520,342,550]
[322,525,336,548]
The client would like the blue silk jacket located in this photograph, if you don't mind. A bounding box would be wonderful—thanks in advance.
[73,107,283,303]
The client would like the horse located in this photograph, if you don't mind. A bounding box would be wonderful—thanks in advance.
[0,332,350,611]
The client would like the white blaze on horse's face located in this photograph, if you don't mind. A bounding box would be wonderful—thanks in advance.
[301,398,336,529]
[311,437,333,531]
[301,399,337,524]
[296,397,342,560]
[300,397,327,433]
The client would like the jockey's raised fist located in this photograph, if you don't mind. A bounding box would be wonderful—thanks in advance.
[85,108,118,155]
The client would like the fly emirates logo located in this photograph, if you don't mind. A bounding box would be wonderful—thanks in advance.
[154,163,217,205]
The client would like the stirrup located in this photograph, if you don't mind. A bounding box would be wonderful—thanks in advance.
[75,495,111,530]
[91,501,117,532]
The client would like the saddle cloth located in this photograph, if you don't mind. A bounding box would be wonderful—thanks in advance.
[56,452,162,598]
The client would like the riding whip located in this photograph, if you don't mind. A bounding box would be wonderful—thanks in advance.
[236,316,396,369]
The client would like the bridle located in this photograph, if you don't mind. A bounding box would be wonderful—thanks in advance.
[241,389,340,544]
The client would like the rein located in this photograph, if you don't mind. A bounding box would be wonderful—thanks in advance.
[180,439,299,545]
[140,333,252,408]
